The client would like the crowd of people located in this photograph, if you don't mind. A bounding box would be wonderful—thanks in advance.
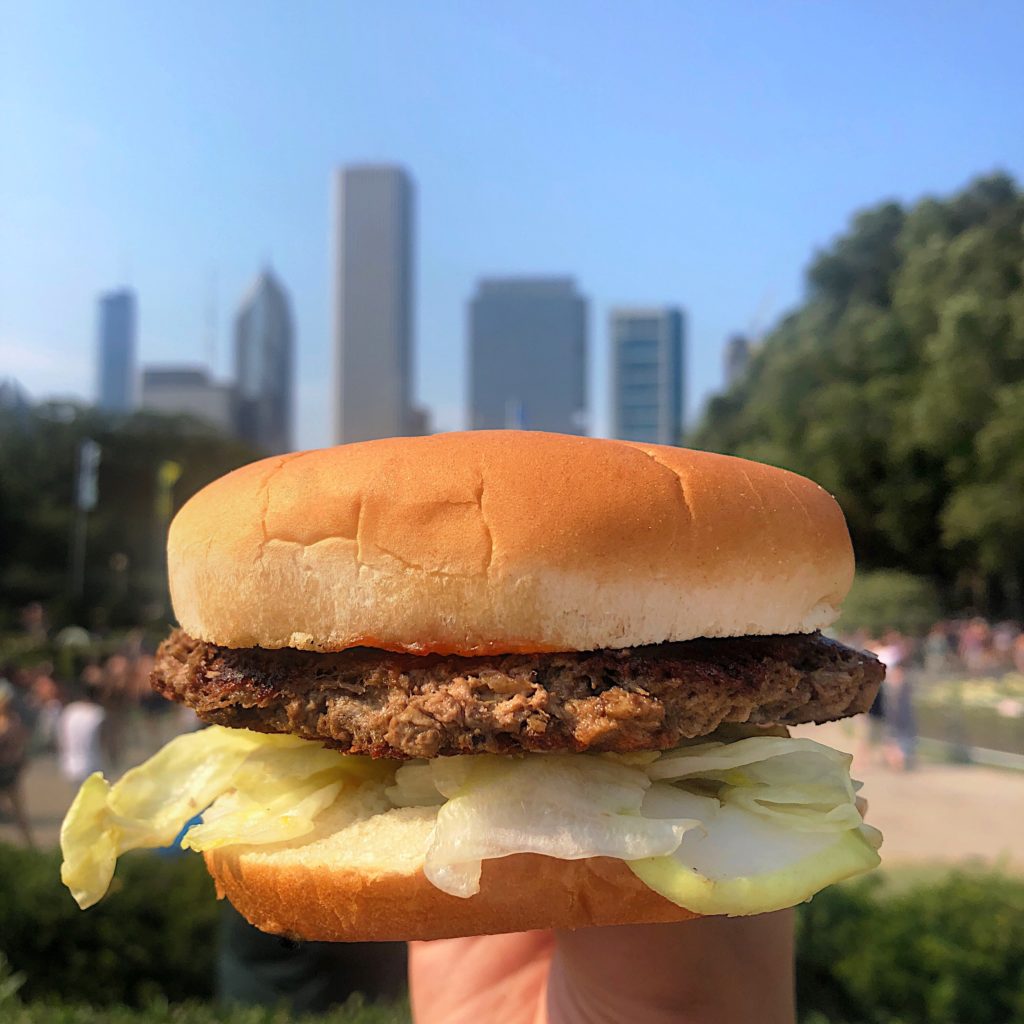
[0,633,196,848]
[837,617,1024,774]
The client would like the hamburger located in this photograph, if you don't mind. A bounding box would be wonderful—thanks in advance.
[60,431,883,941]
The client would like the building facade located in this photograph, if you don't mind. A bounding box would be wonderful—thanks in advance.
[609,307,685,446]
[332,165,414,444]
[234,268,294,454]
[140,367,234,433]
[468,277,587,434]
[96,289,137,413]
[724,333,752,389]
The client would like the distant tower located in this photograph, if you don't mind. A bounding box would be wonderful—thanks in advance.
[96,289,137,412]
[332,165,414,444]
[724,333,752,388]
[610,307,685,445]
[468,277,588,434]
[233,268,294,454]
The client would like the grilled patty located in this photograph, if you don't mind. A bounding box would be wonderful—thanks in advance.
[152,629,882,759]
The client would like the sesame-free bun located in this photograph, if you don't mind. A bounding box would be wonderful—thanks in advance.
[204,803,698,942]
[168,431,854,654]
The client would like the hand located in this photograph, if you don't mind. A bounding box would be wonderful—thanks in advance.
[410,910,795,1024]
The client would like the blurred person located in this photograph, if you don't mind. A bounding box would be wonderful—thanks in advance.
[412,911,795,1024]
[3,663,38,730]
[99,653,132,770]
[1014,630,1024,675]
[992,621,1018,671]
[959,618,993,674]
[0,679,34,847]
[58,677,106,787]
[873,631,916,772]
[19,600,48,640]
[29,664,63,753]
[923,622,953,678]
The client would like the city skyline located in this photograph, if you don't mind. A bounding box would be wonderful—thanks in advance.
[3,5,1021,447]
[87,260,697,447]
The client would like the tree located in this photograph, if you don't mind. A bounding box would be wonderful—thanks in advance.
[692,173,1024,615]
[0,404,263,630]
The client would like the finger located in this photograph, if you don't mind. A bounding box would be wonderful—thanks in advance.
[410,931,555,1024]
[547,912,795,1024]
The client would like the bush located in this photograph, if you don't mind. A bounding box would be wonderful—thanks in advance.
[836,569,942,637]
[0,996,409,1024]
[797,872,1024,1023]
[0,846,219,1005]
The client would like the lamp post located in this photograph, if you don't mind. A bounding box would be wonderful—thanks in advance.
[69,438,101,600]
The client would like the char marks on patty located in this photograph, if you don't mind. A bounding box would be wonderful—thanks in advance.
[151,630,883,758]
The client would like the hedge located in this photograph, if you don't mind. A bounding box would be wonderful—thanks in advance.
[0,992,407,1024]
[2,844,1023,1023]
[0,847,218,1006]
[797,873,1024,1023]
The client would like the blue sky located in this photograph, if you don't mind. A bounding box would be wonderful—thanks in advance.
[2,1,1022,447]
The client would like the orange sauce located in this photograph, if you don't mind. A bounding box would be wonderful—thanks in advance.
[334,635,563,657]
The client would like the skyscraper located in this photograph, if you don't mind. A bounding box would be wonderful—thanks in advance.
[610,307,685,446]
[234,268,294,454]
[96,289,137,412]
[468,277,587,434]
[724,333,752,388]
[332,165,414,444]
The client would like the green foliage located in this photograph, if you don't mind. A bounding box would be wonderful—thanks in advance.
[0,846,219,1006]
[0,997,410,1024]
[0,404,261,632]
[692,173,1024,615]
[836,570,941,637]
[797,872,1024,1024]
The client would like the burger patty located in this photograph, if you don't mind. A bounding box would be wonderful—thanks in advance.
[152,629,883,759]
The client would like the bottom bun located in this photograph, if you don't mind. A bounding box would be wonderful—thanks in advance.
[204,804,699,942]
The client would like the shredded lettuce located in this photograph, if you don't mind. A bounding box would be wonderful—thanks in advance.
[61,726,881,917]
[60,726,390,909]
[631,736,881,914]
[399,754,700,897]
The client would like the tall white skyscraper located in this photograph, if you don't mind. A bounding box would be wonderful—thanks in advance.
[610,307,685,446]
[468,277,587,434]
[234,267,294,454]
[332,165,414,444]
[96,289,137,413]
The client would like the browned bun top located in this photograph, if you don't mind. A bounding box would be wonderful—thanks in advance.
[168,431,854,654]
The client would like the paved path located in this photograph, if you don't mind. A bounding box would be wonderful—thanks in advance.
[5,722,1023,872]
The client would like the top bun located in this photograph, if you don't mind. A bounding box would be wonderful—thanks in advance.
[168,431,854,654]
